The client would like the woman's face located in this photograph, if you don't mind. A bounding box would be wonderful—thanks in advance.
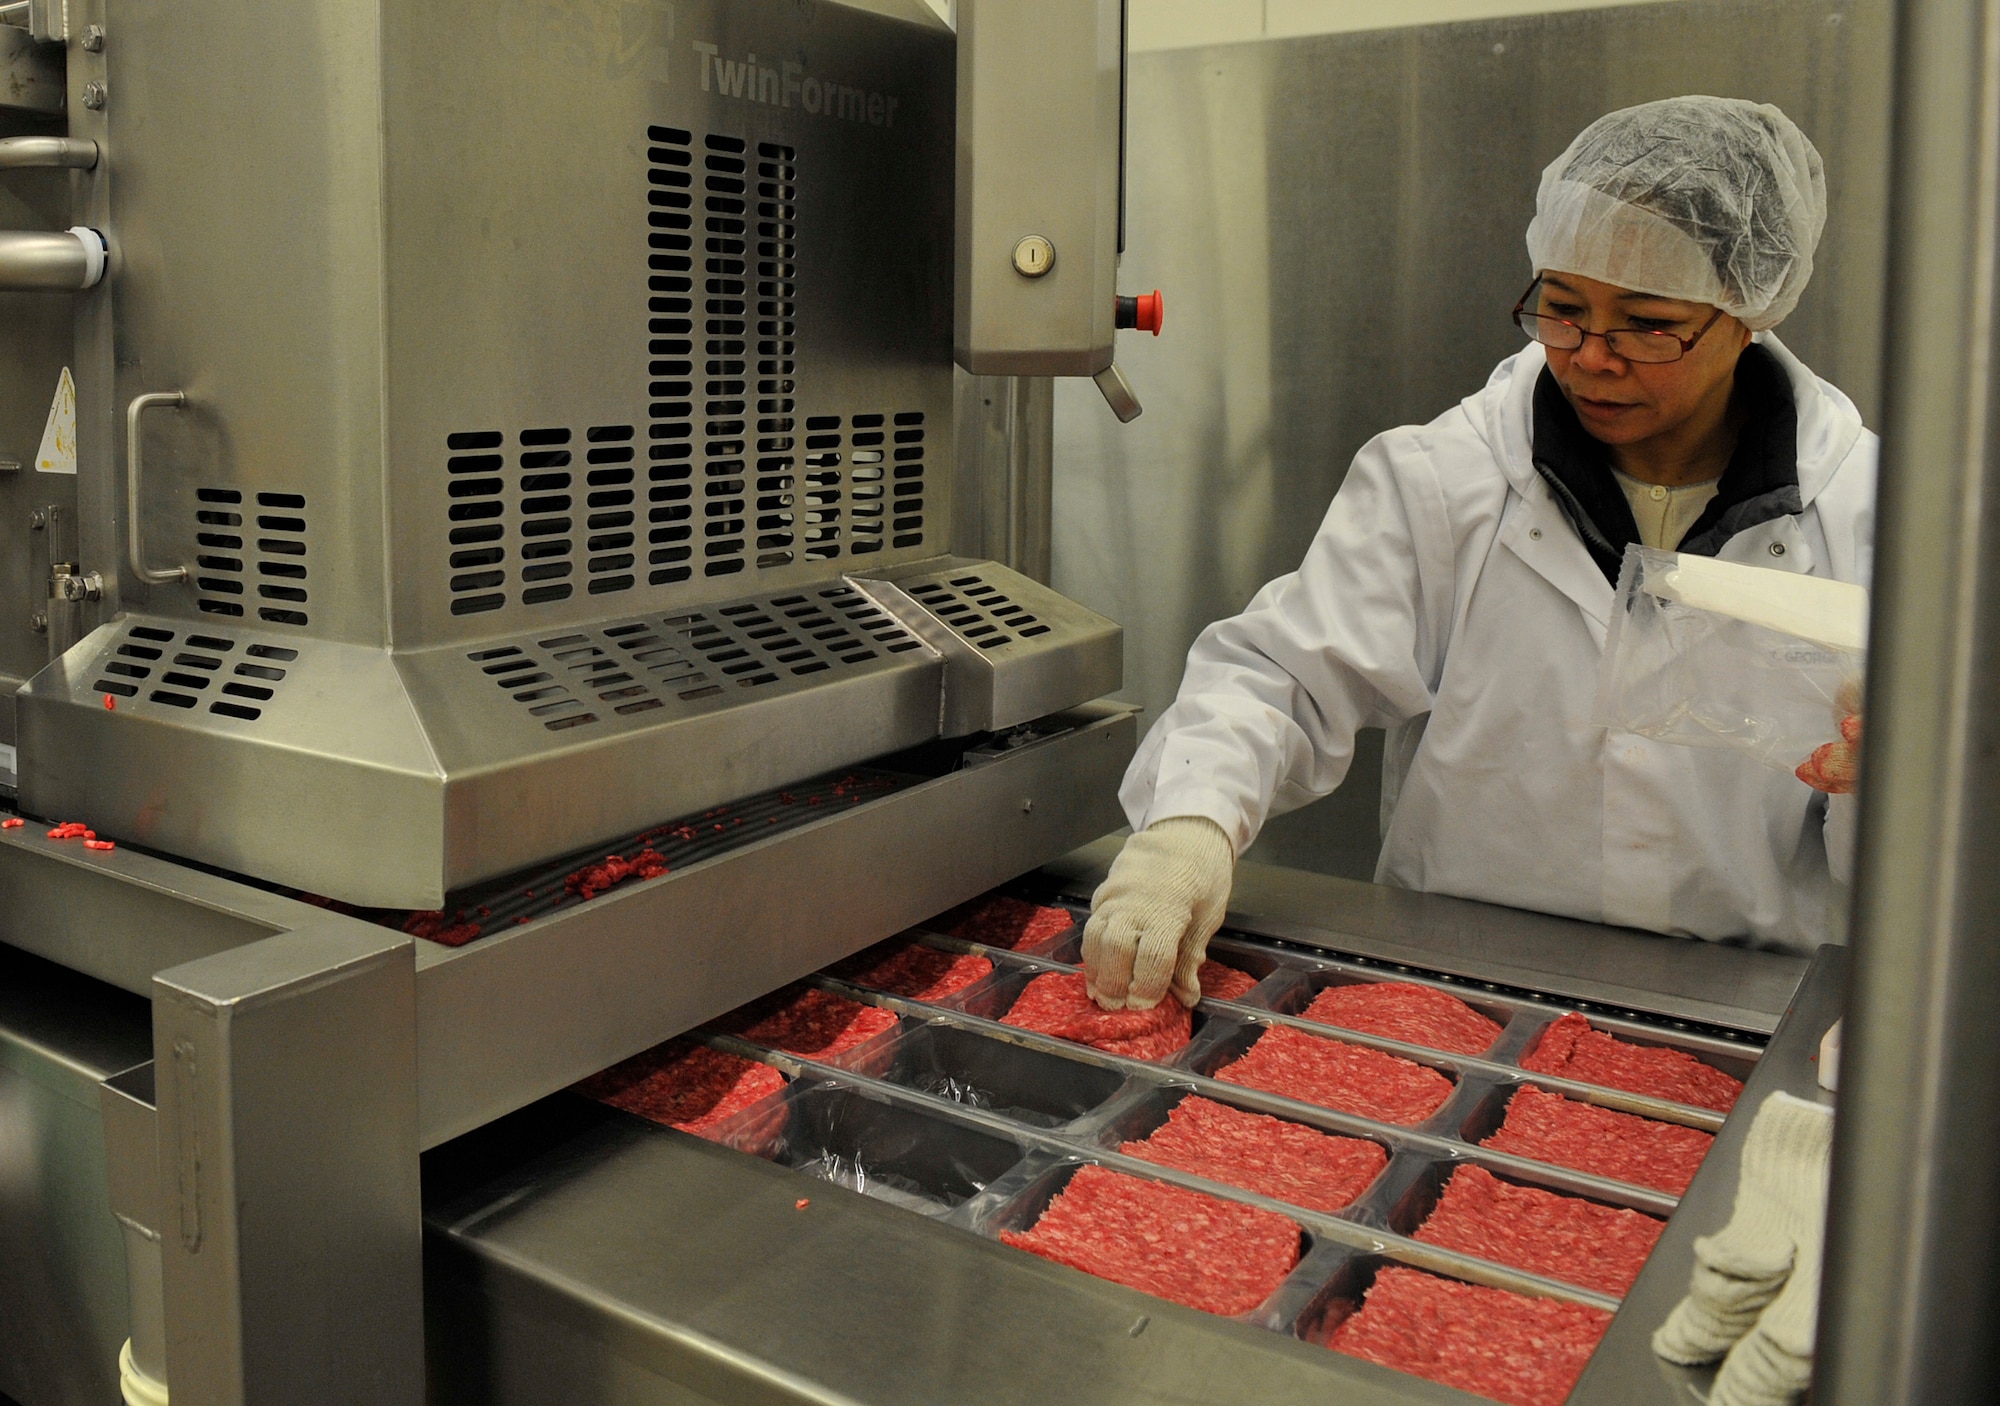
[1535,272,1753,448]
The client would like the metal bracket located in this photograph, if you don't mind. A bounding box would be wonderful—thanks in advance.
[52,562,103,601]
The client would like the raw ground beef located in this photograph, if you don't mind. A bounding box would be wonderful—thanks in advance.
[835,943,993,1003]
[1325,1266,1612,1406]
[937,895,1076,951]
[1000,1164,1301,1316]
[1482,1085,1713,1195]
[1413,1165,1664,1297]
[1520,1012,1743,1112]
[1120,1095,1387,1213]
[1213,1024,1453,1126]
[1000,972,1192,1060]
[1300,981,1503,1056]
[1198,959,1259,1001]
[722,985,900,1061]
[574,1039,787,1139]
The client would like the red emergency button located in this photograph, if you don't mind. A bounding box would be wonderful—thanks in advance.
[1115,290,1165,336]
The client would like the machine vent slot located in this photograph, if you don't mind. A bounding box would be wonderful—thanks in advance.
[701,132,750,579]
[252,491,310,626]
[468,643,601,731]
[193,487,246,617]
[583,425,637,596]
[754,140,799,570]
[447,429,508,615]
[646,124,698,588]
[803,414,842,561]
[96,624,295,719]
[891,411,926,549]
[904,574,1045,648]
[518,427,576,605]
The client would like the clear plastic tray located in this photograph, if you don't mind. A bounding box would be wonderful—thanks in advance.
[642,891,1765,1353]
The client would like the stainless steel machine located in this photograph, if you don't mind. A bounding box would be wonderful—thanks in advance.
[2,0,1996,1404]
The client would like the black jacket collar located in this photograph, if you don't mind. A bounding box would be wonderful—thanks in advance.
[1530,343,1802,582]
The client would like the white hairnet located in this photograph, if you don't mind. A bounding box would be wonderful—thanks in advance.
[1525,96,1827,330]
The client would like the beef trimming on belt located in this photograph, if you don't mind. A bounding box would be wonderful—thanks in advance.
[1325,1265,1612,1406]
[574,1039,788,1140]
[1481,1085,1713,1195]
[1120,1094,1387,1213]
[936,894,1076,951]
[1413,1164,1664,1296]
[1000,1163,1301,1316]
[1300,980,1503,1056]
[836,942,993,1003]
[1520,1011,1743,1111]
[1214,1024,1454,1125]
[1000,972,1192,1060]
[1197,959,1259,1001]
[722,985,901,1061]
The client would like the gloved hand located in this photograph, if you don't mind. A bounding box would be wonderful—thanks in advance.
[1653,1091,1835,1406]
[1795,712,1860,794]
[1081,816,1234,1011]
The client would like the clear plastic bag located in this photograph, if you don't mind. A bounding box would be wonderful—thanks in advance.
[1595,545,1865,774]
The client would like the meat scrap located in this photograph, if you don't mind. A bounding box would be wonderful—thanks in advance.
[1000,972,1191,1060]
[1413,1165,1664,1297]
[403,909,482,947]
[564,846,670,902]
[1301,981,1503,1057]
[1120,1095,1387,1214]
[575,1038,787,1140]
[1325,1266,1612,1406]
[835,943,993,1003]
[1198,959,1259,1002]
[1214,1024,1453,1126]
[1520,1012,1743,1112]
[1000,1164,1301,1317]
[722,985,900,1061]
[1481,1085,1713,1196]
[936,895,1076,951]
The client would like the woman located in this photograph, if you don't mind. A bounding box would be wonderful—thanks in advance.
[1084,96,1873,1012]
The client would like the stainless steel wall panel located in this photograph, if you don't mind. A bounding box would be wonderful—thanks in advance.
[103,0,389,642]
[379,0,956,646]
[1052,0,1892,877]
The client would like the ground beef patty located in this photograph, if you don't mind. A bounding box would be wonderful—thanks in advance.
[1520,1012,1743,1112]
[936,895,1076,951]
[1301,981,1503,1056]
[1120,1095,1387,1213]
[1198,959,1259,1001]
[1413,1165,1664,1296]
[1213,1024,1454,1125]
[1001,972,1192,1060]
[1325,1266,1612,1406]
[835,943,993,1003]
[722,985,900,1062]
[574,1040,787,1140]
[1000,1164,1301,1316]
[1481,1085,1713,1195]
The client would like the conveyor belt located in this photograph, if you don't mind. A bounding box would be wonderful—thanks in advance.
[429,889,1793,1406]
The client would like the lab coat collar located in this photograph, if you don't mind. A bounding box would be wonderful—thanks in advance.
[1475,332,1863,517]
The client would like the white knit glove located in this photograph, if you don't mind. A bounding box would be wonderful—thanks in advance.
[1653,1091,1834,1406]
[1081,817,1235,1011]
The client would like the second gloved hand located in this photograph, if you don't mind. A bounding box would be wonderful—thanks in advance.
[1081,816,1235,1011]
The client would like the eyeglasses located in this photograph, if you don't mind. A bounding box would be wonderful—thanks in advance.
[1511,278,1725,364]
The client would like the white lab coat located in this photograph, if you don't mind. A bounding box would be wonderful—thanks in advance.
[1123,334,1875,953]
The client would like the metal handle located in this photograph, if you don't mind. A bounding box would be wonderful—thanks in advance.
[127,392,187,586]
[0,136,99,169]
[1092,361,1142,422]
